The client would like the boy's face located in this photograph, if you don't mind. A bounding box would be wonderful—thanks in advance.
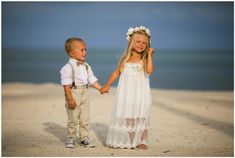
[69,41,87,61]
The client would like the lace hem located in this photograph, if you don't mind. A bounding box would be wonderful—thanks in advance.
[109,117,149,131]
[106,117,149,148]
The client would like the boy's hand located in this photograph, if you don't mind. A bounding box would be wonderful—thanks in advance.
[100,86,110,94]
[67,98,76,109]
[148,48,154,55]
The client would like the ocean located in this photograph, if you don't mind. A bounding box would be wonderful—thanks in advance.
[2,48,234,90]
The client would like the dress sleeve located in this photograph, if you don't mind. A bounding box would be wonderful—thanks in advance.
[60,64,73,85]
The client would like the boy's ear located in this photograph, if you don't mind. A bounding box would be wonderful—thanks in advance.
[69,51,74,57]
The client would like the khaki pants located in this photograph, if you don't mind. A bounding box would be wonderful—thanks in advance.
[65,86,90,140]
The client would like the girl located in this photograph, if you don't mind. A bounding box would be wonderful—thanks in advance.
[101,26,154,150]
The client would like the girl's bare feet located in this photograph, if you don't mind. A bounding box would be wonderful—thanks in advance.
[137,144,148,150]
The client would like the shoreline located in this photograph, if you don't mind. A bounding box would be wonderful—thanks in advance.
[2,82,234,156]
[2,81,233,92]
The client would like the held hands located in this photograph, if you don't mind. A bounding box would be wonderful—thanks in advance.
[99,86,110,95]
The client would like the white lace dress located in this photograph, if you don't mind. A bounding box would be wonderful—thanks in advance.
[106,61,152,149]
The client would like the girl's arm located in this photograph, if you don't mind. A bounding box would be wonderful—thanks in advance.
[101,69,120,93]
[146,48,154,75]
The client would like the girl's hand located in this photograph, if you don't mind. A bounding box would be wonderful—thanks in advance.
[148,48,154,55]
[67,98,76,109]
[100,86,110,94]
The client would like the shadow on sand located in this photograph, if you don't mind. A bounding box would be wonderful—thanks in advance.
[156,101,234,138]
[43,122,67,142]
[91,123,109,146]
[43,122,108,146]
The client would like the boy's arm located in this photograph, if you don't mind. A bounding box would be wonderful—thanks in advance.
[91,81,102,91]
[63,85,76,109]
[86,64,102,91]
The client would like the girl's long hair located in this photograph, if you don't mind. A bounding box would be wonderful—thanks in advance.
[116,30,151,73]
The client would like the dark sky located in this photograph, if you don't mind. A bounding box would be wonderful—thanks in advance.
[2,2,234,50]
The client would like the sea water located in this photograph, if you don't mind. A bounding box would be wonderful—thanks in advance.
[2,48,233,90]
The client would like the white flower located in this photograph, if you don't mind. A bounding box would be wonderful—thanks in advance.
[145,28,151,36]
[134,27,139,32]
[140,26,145,30]
[127,28,134,35]
[126,26,151,41]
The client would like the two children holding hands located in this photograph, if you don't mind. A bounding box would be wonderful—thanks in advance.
[60,26,154,150]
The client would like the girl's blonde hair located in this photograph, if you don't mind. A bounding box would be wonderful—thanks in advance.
[116,30,151,73]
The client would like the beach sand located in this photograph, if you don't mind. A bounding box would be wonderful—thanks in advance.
[2,83,234,156]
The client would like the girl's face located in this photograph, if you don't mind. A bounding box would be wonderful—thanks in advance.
[132,34,148,53]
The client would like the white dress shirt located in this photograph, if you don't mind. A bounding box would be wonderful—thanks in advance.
[60,58,98,86]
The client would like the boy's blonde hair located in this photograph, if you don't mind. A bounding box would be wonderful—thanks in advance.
[116,31,151,73]
[64,37,85,55]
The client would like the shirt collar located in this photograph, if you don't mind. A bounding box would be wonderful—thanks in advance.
[69,58,78,64]
[69,58,87,65]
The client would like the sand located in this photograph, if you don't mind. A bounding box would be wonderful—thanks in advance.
[2,83,234,156]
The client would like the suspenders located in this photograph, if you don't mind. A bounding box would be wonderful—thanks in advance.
[68,62,89,89]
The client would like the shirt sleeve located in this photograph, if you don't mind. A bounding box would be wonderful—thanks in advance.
[60,64,73,85]
[87,64,98,85]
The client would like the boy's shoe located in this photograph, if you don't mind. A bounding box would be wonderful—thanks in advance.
[65,138,76,148]
[80,137,95,148]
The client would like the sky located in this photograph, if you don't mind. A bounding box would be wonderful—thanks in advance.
[2,2,234,50]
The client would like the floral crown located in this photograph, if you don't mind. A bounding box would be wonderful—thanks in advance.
[126,26,151,41]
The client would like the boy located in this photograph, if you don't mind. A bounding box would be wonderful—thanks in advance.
[60,37,102,148]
